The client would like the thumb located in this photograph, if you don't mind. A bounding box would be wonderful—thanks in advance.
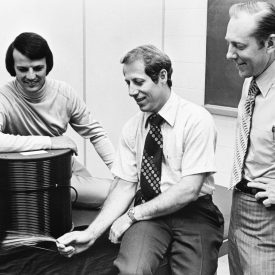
[57,232,76,246]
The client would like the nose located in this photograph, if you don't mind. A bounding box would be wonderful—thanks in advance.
[26,68,36,80]
[226,44,237,60]
[128,85,139,97]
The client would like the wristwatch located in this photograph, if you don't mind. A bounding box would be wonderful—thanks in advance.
[127,207,137,223]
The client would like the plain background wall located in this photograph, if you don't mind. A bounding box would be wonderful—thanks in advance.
[163,0,236,187]
[84,0,163,179]
[0,0,236,187]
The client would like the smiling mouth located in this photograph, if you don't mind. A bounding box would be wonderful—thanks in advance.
[24,81,39,86]
[135,97,146,103]
[236,62,246,68]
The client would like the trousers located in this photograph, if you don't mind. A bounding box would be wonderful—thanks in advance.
[228,189,275,275]
[71,157,113,208]
[114,195,224,275]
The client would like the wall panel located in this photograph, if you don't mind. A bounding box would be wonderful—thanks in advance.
[85,0,163,177]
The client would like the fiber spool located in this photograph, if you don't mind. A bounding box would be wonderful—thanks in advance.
[0,149,73,239]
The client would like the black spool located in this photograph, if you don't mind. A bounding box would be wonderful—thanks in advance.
[0,149,73,239]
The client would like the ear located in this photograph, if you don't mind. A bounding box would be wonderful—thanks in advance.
[266,34,275,52]
[159,69,168,84]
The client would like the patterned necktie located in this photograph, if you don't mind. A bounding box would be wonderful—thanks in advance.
[135,114,164,205]
[230,78,260,188]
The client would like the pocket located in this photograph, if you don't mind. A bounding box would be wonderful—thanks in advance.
[204,201,224,227]
[250,127,275,161]
[212,203,224,227]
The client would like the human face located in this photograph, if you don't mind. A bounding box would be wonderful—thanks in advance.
[123,60,170,113]
[13,49,47,93]
[225,13,272,78]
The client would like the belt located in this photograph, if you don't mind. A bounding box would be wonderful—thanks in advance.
[235,178,263,195]
[198,194,212,201]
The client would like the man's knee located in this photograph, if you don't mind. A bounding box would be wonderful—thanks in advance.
[71,174,112,208]
[114,257,154,275]
[114,220,170,274]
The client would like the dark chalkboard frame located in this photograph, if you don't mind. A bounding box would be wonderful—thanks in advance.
[205,0,244,117]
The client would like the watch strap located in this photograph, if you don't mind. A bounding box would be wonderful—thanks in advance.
[127,207,137,223]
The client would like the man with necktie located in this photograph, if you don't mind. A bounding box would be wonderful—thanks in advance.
[225,1,275,274]
[57,45,224,274]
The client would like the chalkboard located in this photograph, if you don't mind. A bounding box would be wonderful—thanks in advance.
[205,0,244,108]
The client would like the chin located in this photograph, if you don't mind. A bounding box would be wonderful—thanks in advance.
[138,103,149,112]
[25,87,40,93]
[139,106,148,112]
[138,103,156,113]
[238,71,251,79]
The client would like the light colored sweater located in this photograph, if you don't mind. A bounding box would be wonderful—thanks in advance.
[0,78,114,168]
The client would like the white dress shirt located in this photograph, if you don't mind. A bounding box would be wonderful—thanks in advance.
[112,91,217,196]
[242,60,275,183]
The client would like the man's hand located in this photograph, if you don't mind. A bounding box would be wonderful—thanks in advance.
[56,230,95,257]
[109,213,133,244]
[51,136,78,155]
[247,181,275,207]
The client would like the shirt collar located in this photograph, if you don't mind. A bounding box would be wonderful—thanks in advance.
[144,91,178,128]
[255,60,275,97]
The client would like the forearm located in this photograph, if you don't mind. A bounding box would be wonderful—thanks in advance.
[92,137,115,169]
[71,111,115,168]
[135,174,204,221]
[85,178,136,239]
[0,132,51,152]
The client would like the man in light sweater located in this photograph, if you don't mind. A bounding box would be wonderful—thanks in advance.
[0,32,115,208]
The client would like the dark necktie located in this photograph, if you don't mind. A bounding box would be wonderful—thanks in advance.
[230,78,260,188]
[135,114,164,205]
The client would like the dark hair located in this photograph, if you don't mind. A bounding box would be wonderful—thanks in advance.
[120,44,173,88]
[5,32,53,76]
[229,1,275,47]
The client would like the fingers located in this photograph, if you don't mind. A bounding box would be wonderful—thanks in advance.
[254,191,267,200]
[246,181,275,207]
[71,144,78,156]
[247,181,266,190]
[56,241,75,257]
[254,191,273,207]
[108,227,121,244]
[57,232,76,246]
[56,230,95,257]
[262,198,272,208]
[56,232,78,257]
[247,182,268,203]
[254,192,275,208]
[108,214,133,244]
